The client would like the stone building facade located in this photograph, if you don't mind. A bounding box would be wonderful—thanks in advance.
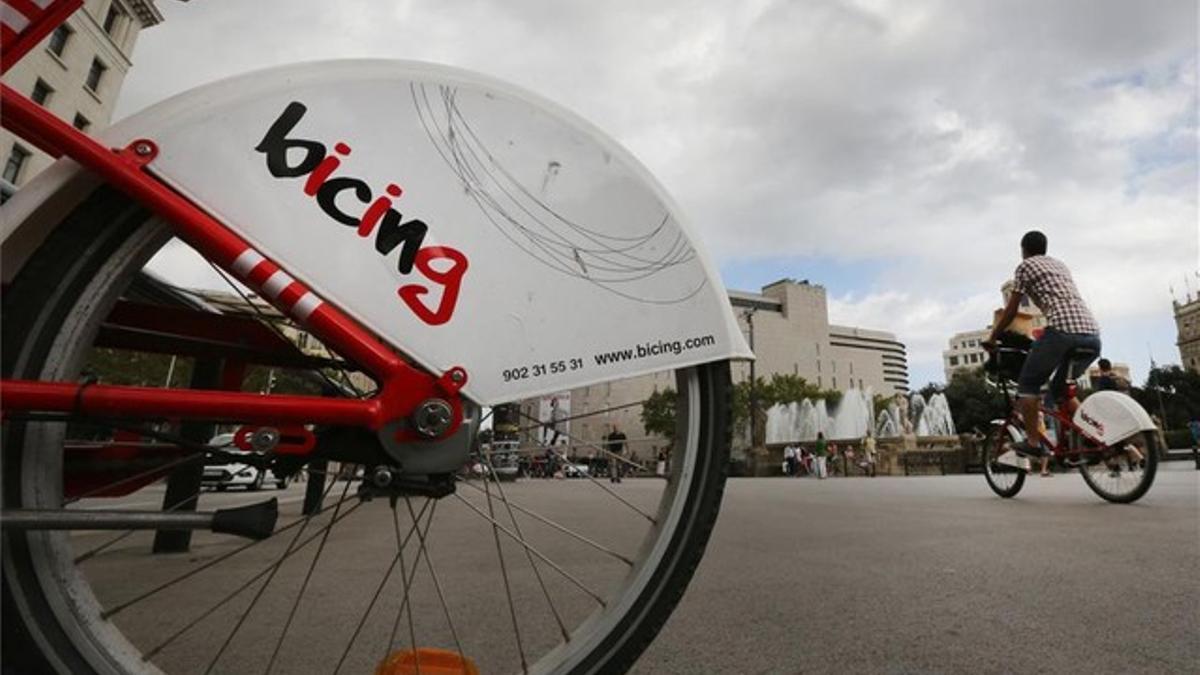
[1175,295,1200,374]
[942,281,1049,382]
[524,279,909,459]
[943,328,991,382]
[1,0,164,201]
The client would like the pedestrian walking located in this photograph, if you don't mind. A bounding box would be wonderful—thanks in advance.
[862,434,877,477]
[813,433,829,479]
[607,425,627,483]
[783,444,797,477]
[543,397,566,446]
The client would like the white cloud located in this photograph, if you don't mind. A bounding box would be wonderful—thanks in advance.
[111,0,1196,387]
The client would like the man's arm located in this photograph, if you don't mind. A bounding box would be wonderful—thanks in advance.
[988,291,1023,343]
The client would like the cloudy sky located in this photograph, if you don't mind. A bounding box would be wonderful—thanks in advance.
[117,0,1197,389]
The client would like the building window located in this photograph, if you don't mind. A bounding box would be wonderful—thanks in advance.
[949,356,958,366]
[85,58,107,93]
[4,144,31,185]
[816,360,821,373]
[832,377,837,389]
[31,79,53,106]
[103,3,125,35]
[817,376,823,387]
[48,24,72,57]
[72,113,90,131]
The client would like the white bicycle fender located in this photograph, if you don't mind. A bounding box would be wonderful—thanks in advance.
[1075,391,1156,446]
[1,60,751,405]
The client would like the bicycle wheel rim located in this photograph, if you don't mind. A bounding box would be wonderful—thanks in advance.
[3,188,730,674]
[982,423,1025,498]
[1077,431,1158,504]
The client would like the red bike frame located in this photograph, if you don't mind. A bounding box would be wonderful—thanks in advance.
[0,0,466,440]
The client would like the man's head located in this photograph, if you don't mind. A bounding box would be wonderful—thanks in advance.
[1098,358,1112,372]
[1020,230,1047,258]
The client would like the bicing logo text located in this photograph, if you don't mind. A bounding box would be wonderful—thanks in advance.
[255,101,467,326]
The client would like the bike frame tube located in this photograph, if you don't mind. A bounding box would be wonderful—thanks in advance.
[2,380,380,427]
[0,3,465,433]
[993,354,1104,456]
[0,0,82,74]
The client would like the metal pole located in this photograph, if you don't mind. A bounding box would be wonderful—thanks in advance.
[4,510,212,531]
[746,309,757,448]
[153,357,221,554]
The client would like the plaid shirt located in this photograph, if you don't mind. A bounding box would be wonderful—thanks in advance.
[1012,255,1099,335]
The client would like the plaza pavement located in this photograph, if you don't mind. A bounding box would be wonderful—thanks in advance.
[634,462,1199,674]
[68,462,1198,674]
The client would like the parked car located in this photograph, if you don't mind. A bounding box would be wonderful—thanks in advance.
[563,462,590,478]
[202,433,291,491]
[487,441,521,481]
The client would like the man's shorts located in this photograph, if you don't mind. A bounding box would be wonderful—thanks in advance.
[1017,328,1101,398]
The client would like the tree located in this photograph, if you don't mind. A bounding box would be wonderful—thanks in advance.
[641,388,678,441]
[85,348,193,387]
[941,368,1007,435]
[1132,365,1200,429]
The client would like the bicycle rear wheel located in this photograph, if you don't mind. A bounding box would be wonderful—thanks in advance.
[2,186,732,674]
[981,421,1026,499]
[1077,431,1158,504]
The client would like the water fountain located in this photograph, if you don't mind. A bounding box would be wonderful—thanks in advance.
[764,387,956,442]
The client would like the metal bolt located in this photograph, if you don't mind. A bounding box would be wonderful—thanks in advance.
[413,399,453,438]
[133,141,153,156]
[450,369,465,384]
[370,466,394,488]
[249,427,280,453]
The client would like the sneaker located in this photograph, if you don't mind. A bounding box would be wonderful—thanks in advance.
[996,449,1032,472]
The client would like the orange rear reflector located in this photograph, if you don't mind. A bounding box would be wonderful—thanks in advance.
[376,648,479,675]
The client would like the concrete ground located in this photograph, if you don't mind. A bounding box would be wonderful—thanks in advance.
[63,462,1198,674]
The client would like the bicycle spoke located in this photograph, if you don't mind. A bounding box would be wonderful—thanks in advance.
[102,470,348,619]
[481,465,528,673]
[453,492,607,607]
[140,499,364,660]
[262,475,358,674]
[482,448,570,642]
[205,259,365,396]
[203,474,354,674]
[74,488,206,564]
[514,398,647,434]
[387,506,422,675]
[333,498,433,674]
[519,410,656,523]
[403,497,468,672]
[381,501,440,668]
[454,477,633,566]
[64,452,202,505]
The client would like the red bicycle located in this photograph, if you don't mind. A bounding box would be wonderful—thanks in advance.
[981,342,1159,503]
[0,3,752,673]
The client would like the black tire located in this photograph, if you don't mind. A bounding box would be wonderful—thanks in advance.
[982,421,1026,498]
[2,185,733,674]
[1078,431,1159,504]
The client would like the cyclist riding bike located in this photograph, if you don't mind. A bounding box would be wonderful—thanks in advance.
[983,230,1101,457]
